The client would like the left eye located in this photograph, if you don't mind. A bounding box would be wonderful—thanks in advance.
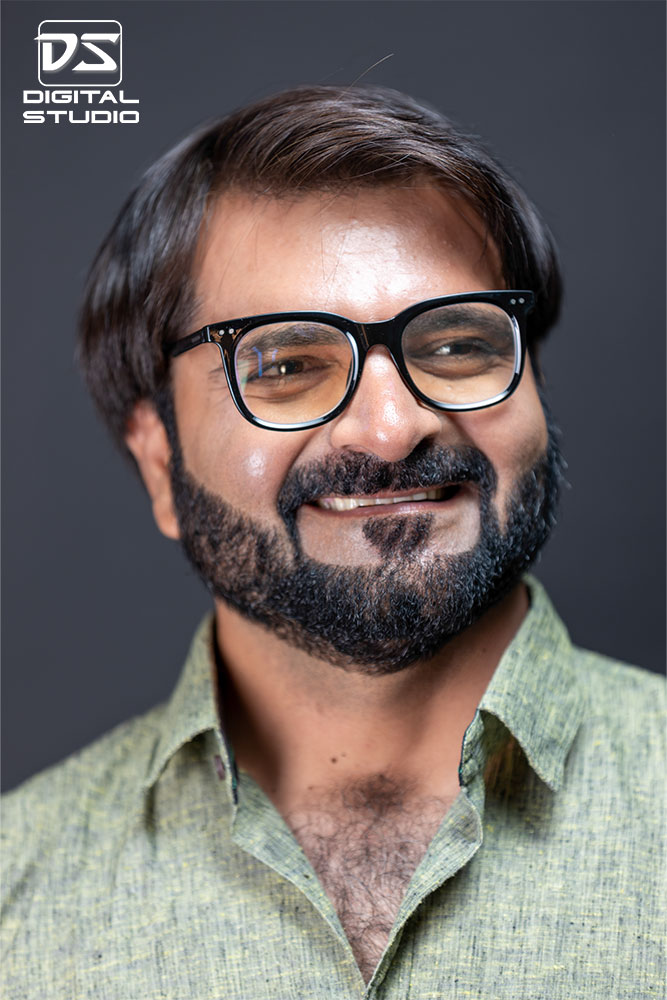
[266,359,306,377]
[433,338,495,357]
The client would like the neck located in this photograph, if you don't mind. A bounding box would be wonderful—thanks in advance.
[215,582,529,813]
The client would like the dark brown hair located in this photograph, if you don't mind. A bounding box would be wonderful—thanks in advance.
[78,85,561,452]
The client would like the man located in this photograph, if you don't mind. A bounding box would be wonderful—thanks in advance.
[2,86,664,998]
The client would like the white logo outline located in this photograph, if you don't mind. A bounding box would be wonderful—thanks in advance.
[36,20,123,87]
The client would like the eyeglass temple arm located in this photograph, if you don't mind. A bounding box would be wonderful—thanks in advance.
[168,327,214,358]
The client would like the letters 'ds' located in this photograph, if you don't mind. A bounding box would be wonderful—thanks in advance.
[36,22,122,87]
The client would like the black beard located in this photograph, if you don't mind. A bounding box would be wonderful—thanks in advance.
[163,405,562,676]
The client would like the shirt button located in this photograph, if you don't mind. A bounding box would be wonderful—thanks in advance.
[214,754,226,781]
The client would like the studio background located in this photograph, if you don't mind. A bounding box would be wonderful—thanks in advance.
[2,0,664,792]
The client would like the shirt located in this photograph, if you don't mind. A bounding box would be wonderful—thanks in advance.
[2,577,665,999]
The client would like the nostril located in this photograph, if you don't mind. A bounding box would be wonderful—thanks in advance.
[326,343,443,460]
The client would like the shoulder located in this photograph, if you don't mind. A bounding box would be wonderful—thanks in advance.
[573,645,665,727]
[527,575,665,749]
[567,646,665,795]
[1,704,166,898]
[3,701,166,806]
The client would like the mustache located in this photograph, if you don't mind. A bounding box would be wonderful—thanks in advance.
[277,442,497,543]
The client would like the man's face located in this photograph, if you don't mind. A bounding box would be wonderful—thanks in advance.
[161,185,555,671]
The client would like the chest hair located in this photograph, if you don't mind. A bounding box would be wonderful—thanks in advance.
[286,773,454,983]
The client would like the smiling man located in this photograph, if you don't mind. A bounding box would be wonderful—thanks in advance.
[2,87,664,998]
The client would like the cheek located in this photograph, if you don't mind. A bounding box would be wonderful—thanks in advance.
[192,436,301,514]
[170,356,282,501]
[225,445,282,504]
[172,374,310,516]
[242,447,270,481]
[496,419,548,488]
[455,376,548,492]
[513,371,550,468]
[498,401,547,478]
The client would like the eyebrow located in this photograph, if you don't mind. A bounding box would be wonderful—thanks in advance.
[407,306,508,337]
[238,323,345,355]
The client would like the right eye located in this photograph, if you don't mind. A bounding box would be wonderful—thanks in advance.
[244,354,322,383]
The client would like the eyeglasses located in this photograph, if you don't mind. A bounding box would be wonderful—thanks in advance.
[167,290,533,431]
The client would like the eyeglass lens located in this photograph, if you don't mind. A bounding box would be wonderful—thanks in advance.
[234,303,517,425]
[402,303,517,406]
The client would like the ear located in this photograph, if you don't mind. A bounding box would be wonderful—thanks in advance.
[125,401,180,540]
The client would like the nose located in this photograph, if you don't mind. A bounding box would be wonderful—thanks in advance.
[327,346,443,462]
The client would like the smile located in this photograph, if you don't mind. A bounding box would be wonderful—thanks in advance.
[313,485,460,511]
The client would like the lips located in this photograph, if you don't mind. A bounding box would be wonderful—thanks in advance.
[313,484,461,511]
[277,445,496,549]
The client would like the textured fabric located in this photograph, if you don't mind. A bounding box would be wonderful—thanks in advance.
[2,577,665,998]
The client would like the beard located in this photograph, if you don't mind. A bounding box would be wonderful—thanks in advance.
[163,401,562,675]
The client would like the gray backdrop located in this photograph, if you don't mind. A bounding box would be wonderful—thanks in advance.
[2,0,665,792]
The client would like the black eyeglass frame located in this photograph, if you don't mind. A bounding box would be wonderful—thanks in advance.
[167,290,534,432]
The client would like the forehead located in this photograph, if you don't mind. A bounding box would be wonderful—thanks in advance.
[192,185,503,324]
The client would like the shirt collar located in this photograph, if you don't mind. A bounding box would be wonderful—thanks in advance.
[143,616,226,792]
[144,576,584,795]
[475,575,584,791]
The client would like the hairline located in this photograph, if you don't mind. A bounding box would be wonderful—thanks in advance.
[190,176,505,331]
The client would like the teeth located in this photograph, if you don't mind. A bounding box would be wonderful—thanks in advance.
[316,487,446,511]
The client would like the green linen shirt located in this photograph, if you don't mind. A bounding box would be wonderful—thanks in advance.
[2,578,665,999]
